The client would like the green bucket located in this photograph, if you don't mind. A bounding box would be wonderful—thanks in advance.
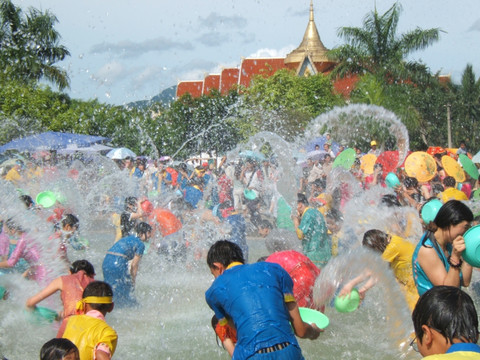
[36,191,56,208]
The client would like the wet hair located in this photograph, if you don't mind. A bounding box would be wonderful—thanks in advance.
[412,286,479,345]
[19,195,34,208]
[40,338,78,360]
[443,176,456,188]
[258,219,273,230]
[433,200,473,230]
[207,240,245,269]
[326,208,344,223]
[136,222,152,236]
[297,193,309,205]
[124,196,138,211]
[82,281,113,312]
[313,178,326,189]
[62,214,79,229]
[363,229,389,253]
[5,218,23,232]
[403,176,418,189]
[380,194,401,207]
[70,260,95,277]
[432,183,445,196]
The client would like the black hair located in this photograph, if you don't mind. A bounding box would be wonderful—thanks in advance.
[40,338,78,360]
[326,208,344,223]
[297,193,309,205]
[443,176,456,188]
[5,218,23,232]
[70,260,95,277]
[19,195,34,209]
[82,281,113,312]
[380,194,401,207]
[434,200,473,230]
[403,176,418,189]
[207,240,245,269]
[124,196,137,211]
[363,229,389,253]
[313,178,326,189]
[412,286,479,345]
[258,219,273,230]
[62,214,79,229]
[136,222,152,236]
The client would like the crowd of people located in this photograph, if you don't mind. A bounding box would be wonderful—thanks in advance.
[1,136,480,359]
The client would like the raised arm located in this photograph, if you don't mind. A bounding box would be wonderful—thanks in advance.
[26,277,63,308]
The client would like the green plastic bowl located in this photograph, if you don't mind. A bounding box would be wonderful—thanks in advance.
[243,189,257,200]
[385,172,400,188]
[298,307,329,329]
[463,224,480,267]
[421,199,443,224]
[26,306,58,324]
[36,191,56,208]
[334,288,360,313]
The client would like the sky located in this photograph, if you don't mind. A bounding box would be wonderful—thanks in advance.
[15,0,480,106]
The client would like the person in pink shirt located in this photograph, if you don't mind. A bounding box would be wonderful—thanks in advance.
[0,220,46,284]
[26,260,96,337]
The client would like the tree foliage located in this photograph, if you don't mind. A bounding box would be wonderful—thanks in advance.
[0,0,70,89]
[329,2,441,85]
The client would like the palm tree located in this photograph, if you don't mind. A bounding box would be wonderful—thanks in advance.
[0,0,70,89]
[329,3,441,84]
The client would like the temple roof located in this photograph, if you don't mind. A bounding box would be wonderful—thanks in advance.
[284,0,333,66]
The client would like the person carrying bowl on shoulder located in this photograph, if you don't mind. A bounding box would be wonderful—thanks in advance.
[412,200,473,296]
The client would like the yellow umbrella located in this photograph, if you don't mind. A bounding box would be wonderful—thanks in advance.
[404,151,437,182]
[441,155,465,182]
[360,154,377,175]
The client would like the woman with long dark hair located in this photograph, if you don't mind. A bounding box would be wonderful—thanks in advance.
[412,200,474,296]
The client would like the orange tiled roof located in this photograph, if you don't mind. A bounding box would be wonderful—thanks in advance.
[176,81,204,98]
[203,74,221,95]
[220,68,240,95]
[238,58,287,88]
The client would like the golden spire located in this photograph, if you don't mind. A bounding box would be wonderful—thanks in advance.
[285,0,332,66]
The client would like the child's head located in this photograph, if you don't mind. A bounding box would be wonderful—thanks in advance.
[40,338,79,360]
[124,196,138,212]
[412,286,479,356]
[207,240,245,270]
[81,281,114,314]
[326,208,343,234]
[69,260,95,277]
[61,214,79,232]
[135,222,152,241]
[362,229,390,253]
[257,219,273,238]
[19,195,34,209]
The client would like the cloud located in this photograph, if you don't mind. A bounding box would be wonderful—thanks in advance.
[196,31,231,47]
[238,31,256,44]
[90,37,193,58]
[91,61,126,86]
[248,46,296,58]
[198,12,247,30]
[468,18,480,32]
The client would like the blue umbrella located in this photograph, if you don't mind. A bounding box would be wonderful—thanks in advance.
[0,132,109,153]
[239,150,266,161]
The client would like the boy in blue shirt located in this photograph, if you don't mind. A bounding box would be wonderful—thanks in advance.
[205,240,321,359]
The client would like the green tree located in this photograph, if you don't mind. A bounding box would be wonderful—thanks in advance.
[329,3,441,85]
[241,69,343,140]
[455,64,480,149]
[0,0,70,89]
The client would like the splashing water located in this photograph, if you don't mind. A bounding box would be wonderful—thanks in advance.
[2,104,479,360]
